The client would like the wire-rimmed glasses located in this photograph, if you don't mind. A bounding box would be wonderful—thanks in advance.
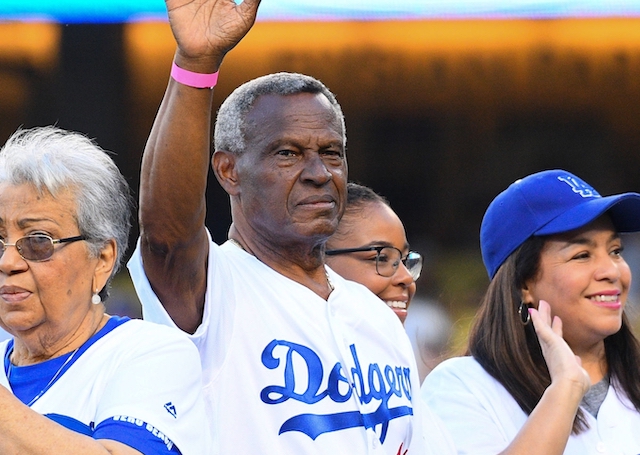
[0,234,86,262]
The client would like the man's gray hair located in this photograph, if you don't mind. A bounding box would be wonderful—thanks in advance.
[0,126,133,298]
[214,72,346,154]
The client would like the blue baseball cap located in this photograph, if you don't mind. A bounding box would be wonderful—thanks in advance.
[480,169,640,279]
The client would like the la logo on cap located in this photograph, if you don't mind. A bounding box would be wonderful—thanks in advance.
[557,175,600,198]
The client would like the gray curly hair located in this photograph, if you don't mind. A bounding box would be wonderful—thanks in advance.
[214,72,346,154]
[0,126,133,299]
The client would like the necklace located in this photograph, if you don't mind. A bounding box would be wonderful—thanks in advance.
[228,238,334,293]
[7,347,80,407]
[228,238,245,251]
[5,313,107,407]
[325,270,335,292]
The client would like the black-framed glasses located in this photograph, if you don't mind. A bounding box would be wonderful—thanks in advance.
[0,234,86,262]
[325,245,423,281]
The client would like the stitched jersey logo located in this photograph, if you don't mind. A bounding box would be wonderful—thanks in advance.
[260,340,413,443]
[164,402,177,418]
[557,175,600,198]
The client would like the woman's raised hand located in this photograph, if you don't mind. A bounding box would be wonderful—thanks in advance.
[529,300,591,396]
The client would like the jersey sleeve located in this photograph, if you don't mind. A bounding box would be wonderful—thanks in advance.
[421,357,520,455]
[127,238,181,330]
[93,418,181,454]
[127,231,228,352]
[419,400,457,455]
[93,323,212,455]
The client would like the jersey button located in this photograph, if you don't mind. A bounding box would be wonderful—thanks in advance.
[596,441,606,453]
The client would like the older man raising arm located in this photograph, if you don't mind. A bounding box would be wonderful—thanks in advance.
[129,1,451,453]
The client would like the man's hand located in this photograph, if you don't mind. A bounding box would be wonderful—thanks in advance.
[166,0,262,65]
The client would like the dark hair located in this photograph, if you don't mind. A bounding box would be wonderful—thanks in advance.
[468,235,640,434]
[326,182,390,246]
[345,182,389,208]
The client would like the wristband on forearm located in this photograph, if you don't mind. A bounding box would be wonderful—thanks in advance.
[170,61,219,89]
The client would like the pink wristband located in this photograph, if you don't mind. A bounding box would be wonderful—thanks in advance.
[170,61,219,89]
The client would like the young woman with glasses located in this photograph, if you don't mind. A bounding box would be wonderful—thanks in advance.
[325,182,457,454]
[325,182,423,324]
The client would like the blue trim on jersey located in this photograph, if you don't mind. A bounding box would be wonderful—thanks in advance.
[37,414,181,454]
[6,349,74,404]
[3,317,182,454]
[4,316,130,406]
[94,418,182,455]
[44,413,93,436]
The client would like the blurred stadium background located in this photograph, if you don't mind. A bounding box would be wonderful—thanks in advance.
[2,1,640,368]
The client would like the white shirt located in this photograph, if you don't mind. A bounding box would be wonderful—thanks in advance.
[129,234,455,454]
[0,327,11,343]
[1,318,211,454]
[422,356,640,455]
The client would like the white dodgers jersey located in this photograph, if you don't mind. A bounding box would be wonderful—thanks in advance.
[129,234,429,454]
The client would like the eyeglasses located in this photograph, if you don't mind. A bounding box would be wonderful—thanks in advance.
[0,234,86,262]
[325,246,423,281]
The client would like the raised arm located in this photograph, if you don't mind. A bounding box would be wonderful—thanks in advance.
[138,0,261,333]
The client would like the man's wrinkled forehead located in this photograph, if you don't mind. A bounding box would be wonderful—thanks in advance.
[244,93,345,143]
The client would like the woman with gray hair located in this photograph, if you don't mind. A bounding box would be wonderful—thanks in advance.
[0,127,210,454]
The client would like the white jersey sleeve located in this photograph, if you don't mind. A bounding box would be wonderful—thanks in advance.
[422,355,640,455]
[421,356,524,455]
[0,320,213,455]
[127,239,181,330]
[90,321,212,454]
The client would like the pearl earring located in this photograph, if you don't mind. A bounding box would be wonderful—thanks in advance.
[92,292,101,305]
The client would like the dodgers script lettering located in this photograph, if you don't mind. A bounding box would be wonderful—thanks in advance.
[260,340,413,442]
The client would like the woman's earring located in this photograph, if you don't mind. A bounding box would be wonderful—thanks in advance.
[92,291,101,305]
[518,301,531,325]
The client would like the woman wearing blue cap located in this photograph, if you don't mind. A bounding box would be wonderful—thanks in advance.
[421,169,640,454]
